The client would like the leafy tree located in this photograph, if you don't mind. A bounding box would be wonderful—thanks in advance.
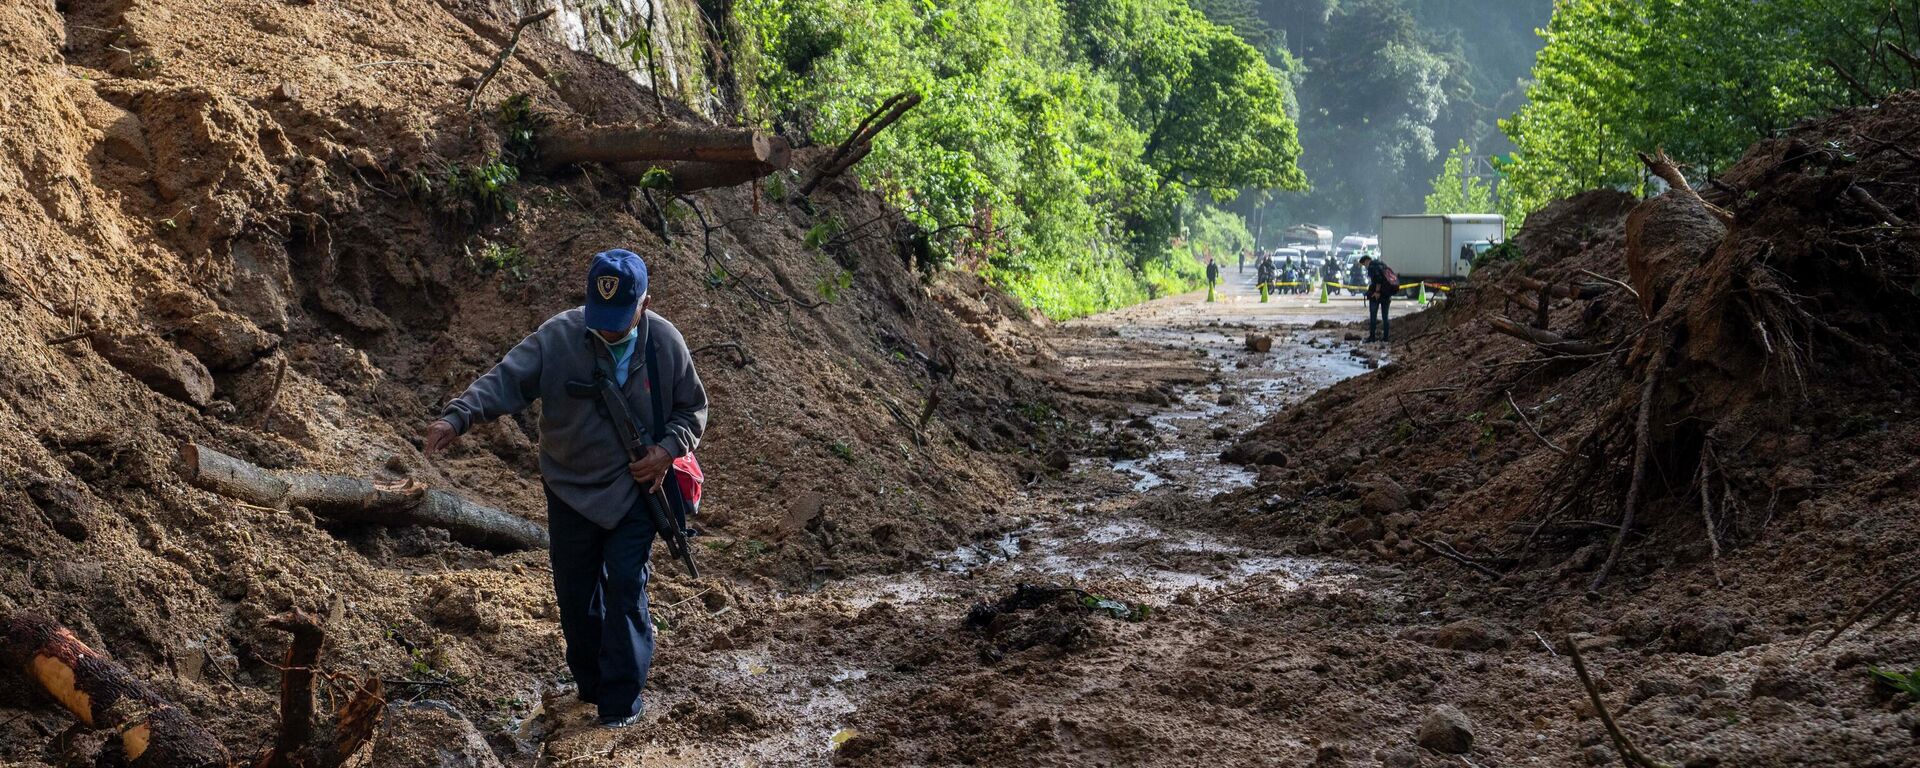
[735,0,1302,317]
[1499,0,1917,220]
[1424,140,1496,215]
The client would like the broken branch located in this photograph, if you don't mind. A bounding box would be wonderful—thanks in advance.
[1565,634,1672,768]
[1411,536,1503,580]
[177,442,548,551]
[1486,316,1610,357]
[800,92,922,195]
[1637,150,1735,225]
[257,611,324,768]
[1506,390,1567,455]
[466,10,555,111]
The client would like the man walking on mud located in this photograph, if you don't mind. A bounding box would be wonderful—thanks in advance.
[1361,254,1394,343]
[423,250,708,728]
[1205,256,1220,302]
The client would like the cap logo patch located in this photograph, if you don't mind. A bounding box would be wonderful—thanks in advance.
[596,275,621,300]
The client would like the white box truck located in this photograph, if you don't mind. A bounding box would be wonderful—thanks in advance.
[1379,214,1505,283]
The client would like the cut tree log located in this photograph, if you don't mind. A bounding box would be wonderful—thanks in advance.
[1486,316,1609,357]
[538,124,789,168]
[1637,150,1734,226]
[1,612,230,768]
[177,442,548,551]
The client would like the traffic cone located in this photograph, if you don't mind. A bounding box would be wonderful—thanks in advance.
[1207,284,1216,303]
[1418,283,1429,306]
[1318,279,1328,304]
[1259,283,1269,303]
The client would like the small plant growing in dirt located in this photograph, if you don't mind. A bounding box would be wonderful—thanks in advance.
[816,269,852,302]
[1472,239,1522,270]
[496,93,545,163]
[634,166,676,190]
[466,240,530,280]
[437,157,520,219]
[1871,667,1920,701]
[804,218,843,250]
[829,440,854,462]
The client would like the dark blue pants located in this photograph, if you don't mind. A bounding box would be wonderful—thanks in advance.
[1369,295,1392,341]
[545,485,656,720]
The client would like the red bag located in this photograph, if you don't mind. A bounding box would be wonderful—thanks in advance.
[1379,264,1399,290]
[672,453,704,507]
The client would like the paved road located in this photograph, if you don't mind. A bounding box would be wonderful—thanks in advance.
[1092,263,1425,328]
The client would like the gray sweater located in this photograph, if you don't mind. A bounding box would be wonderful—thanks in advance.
[439,308,708,528]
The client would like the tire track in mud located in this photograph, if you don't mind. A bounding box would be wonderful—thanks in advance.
[532,288,1394,766]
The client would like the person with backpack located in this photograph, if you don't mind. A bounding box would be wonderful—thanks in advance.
[423,249,708,729]
[1361,254,1397,343]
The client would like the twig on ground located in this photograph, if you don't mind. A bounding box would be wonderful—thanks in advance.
[1566,634,1672,768]
[1577,269,1640,303]
[1412,536,1503,580]
[353,60,436,69]
[1815,570,1920,649]
[46,330,90,346]
[1534,630,1558,657]
[1506,390,1567,455]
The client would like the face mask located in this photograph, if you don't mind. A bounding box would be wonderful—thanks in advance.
[598,326,638,347]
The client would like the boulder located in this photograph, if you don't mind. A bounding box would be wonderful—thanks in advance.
[1244,334,1273,353]
[89,327,215,407]
[1416,705,1474,754]
[370,701,503,768]
[1360,479,1410,515]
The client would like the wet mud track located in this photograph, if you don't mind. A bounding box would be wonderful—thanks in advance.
[534,288,1410,766]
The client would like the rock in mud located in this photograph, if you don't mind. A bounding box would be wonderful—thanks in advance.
[1359,479,1410,515]
[370,701,503,768]
[24,475,96,542]
[1749,664,1820,703]
[88,327,216,407]
[1433,618,1511,652]
[1416,704,1475,754]
[1219,441,1286,467]
[1244,334,1273,353]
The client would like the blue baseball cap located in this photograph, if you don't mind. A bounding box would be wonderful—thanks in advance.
[584,249,648,332]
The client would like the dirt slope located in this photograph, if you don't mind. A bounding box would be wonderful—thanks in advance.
[0,0,1085,762]
[1211,94,1920,764]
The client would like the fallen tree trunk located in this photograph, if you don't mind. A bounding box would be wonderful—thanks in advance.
[538,124,788,167]
[1514,275,1608,301]
[1,612,230,768]
[611,159,788,193]
[177,442,549,551]
[1486,316,1610,356]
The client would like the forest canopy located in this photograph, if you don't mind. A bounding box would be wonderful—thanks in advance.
[1497,0,1920,221]
[735,0,1304,318]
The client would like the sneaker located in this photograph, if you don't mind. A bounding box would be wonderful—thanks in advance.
[598,712,643,729]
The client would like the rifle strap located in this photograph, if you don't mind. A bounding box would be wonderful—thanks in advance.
[643,324,666,443]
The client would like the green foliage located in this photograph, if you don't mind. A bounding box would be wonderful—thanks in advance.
[467,239,530,280]
[635,166,676,190]
[828,439,854,462]
[1472,239,1522,270]
[803,218,843,250]
[496,93,544,163]
[735,0,1302,317]
[434,158,520,219]
[1871,667,1920,701]
[816,269,852,301]
[1424,140,1497,214]
[1499,0,1915,221]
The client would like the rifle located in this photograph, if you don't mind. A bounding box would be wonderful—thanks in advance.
[565,375,699,577]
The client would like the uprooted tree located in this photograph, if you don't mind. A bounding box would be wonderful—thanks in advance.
[1483,110,1920,588]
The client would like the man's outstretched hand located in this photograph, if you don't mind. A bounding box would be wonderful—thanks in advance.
[630,445,672,491]
[423,420,458,457]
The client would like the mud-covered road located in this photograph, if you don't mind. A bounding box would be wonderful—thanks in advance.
[526,272,1420,766]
